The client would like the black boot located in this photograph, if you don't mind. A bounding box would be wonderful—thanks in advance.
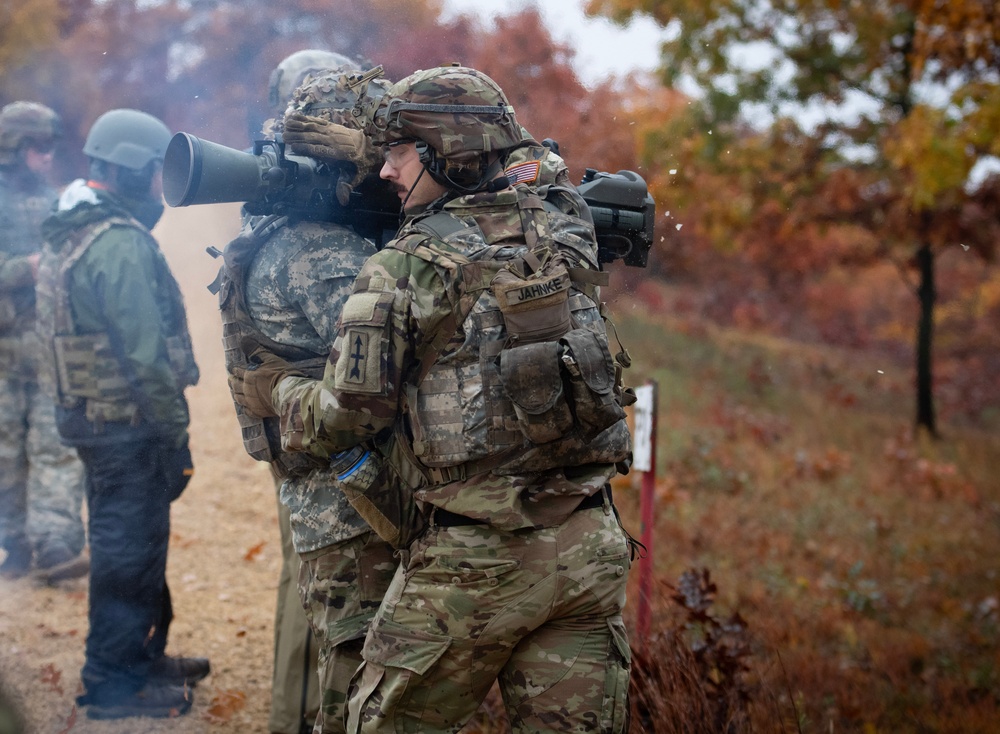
[147,655,212,687]
[82,683,193,720]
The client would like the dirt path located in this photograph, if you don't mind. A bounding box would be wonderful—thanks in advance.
[0,204,287,733]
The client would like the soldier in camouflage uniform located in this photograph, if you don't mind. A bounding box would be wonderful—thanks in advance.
[230,66,634,733]
[0,101,87,583]
[36,109,209,720]
[219,67,396,734]
[262,48,357,734]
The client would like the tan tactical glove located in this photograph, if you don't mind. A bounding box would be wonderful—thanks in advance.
[229,349,304,418]
[282,114,377,172]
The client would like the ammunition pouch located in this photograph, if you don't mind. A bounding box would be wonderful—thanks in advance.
[53,333,132,404]
[52,332,197,424]
[492,250,624,446]
[560,327,626,439]
[498,342,573,444]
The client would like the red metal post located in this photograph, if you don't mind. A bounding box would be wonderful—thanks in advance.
[636,381,657,641]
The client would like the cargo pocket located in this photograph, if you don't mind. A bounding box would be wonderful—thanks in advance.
[560,328,626,438]
[349,617,452,732]
[498,341,573,444]
[601,615,632,734]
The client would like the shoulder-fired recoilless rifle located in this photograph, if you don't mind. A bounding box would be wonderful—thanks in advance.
[162,132,654,266]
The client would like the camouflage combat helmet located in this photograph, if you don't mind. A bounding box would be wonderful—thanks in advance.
[266,64,393,193]
[0,101,61,166]
[268,64,390,137]
[367,65,522,190]
[83,109,171,171]
[268,49,355,111]
[367,66,520,153]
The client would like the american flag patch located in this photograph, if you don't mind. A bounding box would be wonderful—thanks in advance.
[504,160,541,185]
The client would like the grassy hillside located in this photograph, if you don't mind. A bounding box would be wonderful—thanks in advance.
[610,310,1000,732]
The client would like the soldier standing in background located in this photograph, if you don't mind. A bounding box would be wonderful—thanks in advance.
[217,65,397,733]
[0,102,87,584]
[35,108,209,720]
[230,65,634,733]
[260,48,358,734]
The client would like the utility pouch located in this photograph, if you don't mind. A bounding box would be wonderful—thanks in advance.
[498,341,574,444]
[492,265,572,345]
[332,436,427,549]
[52,333,131,403]
[165,334,199,388]
[84,398,140,425]
[560,328,626,438]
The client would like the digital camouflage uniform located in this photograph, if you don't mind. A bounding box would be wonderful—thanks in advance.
[269,67,633,734]
[263,49,356,734]
[220,68,397,734]
[0,160,86,576]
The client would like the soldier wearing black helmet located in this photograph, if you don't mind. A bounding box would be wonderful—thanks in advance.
[230,66,634,733]
[35,108,209,720]
[0,101,88,584]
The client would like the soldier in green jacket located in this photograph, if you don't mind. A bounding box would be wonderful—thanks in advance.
[36,109,209,720]
[0,101,87,583]
[230,66,634,733]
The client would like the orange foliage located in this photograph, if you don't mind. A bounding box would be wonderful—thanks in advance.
[203,689,248,725]
[242,540,265,562]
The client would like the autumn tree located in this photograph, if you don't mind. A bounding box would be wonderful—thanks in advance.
[0,0,480,171]
[588,0,1000,434]
[466,7,638,182]
[0,0,63,79]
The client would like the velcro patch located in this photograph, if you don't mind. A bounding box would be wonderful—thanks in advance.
[335,328,383,394]
[495,272,571,312]
[504,160,541,185]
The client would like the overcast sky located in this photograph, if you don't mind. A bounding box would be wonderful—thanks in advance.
[439,0,665,87]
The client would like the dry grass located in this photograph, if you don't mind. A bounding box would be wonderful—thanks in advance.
[611,302,1000,733]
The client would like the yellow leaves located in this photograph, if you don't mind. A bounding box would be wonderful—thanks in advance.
[958,81,1000,156]
[884,106,970,209]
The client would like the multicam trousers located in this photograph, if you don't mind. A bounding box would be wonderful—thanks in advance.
[0,373,85,562]
[299,531,397,734]
[347,497,633,734]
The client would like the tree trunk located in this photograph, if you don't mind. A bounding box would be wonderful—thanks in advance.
[915,242,937,437]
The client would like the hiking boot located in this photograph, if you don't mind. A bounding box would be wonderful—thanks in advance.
[84,683,193,720]
[33,546,89,584]
[147,655,211,687]
[0,540,32,580]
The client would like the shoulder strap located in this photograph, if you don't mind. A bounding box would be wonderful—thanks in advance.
[410,211,469,240]
[54,216,137,336]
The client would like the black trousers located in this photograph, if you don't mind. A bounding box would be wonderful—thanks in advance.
[76,437,172,704]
